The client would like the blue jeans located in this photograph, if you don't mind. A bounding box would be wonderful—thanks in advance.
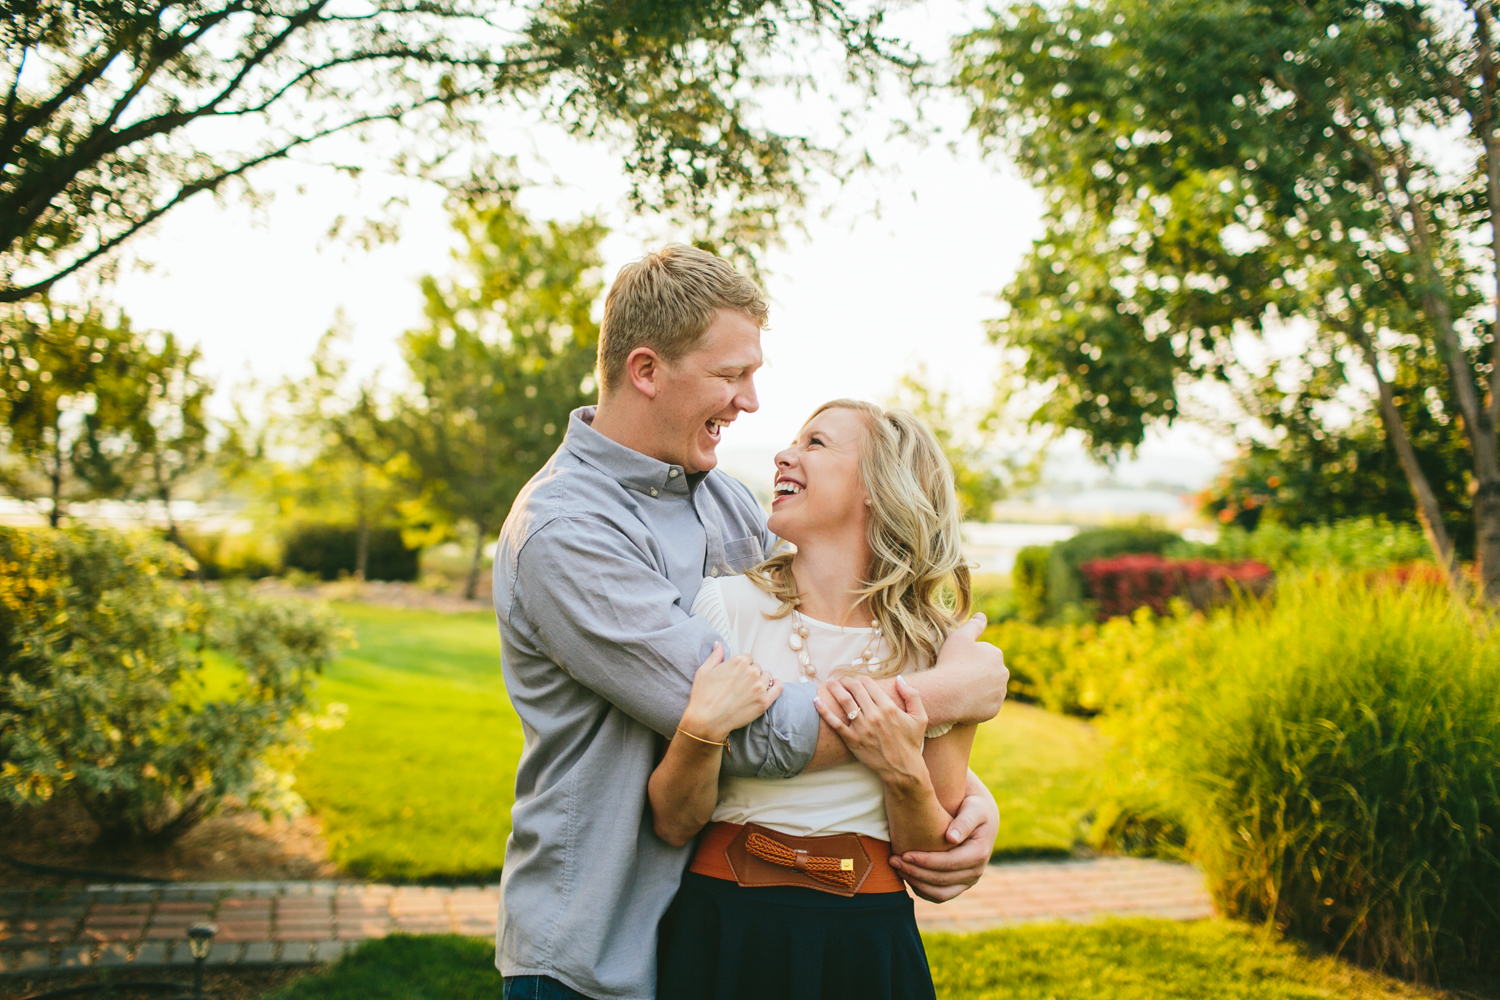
[502,976,596,1000]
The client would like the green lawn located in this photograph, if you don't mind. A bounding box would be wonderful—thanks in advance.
[263,923,1455,1000]
[294,605,519,880]
[296,604,1101,879]
[971,700,1102,858]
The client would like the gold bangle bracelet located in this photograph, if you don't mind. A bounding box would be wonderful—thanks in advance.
[676,727,731,755]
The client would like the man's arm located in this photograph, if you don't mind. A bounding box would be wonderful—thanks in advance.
[805,614,1008,770]
[511,517,819,780]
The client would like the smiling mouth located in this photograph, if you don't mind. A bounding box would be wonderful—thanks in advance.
[772,479,804,505]
[705,417,731,441]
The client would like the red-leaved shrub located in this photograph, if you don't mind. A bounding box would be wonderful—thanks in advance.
[1080,553,1273,619]
[1369,562,1450,591]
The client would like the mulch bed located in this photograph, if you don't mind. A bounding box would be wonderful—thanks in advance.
[1,800,342,891]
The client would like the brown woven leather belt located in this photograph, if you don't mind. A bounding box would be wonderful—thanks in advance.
[689,821,905,896]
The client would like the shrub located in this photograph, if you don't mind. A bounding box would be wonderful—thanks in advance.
[985,608,1193,716]
[178,528,283,579]
[0,527,346,844]
[1079,553,1272,619]
[970,573,1017,625]
[1012,545,1051,623]
[1099,573,1500,983]
[1023,526,1181,621]
[1173,516,1429,571]
[281,523,419,582]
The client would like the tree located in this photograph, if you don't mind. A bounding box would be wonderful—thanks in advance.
[0,303,141,524]
[0,304,212,539]
[2,0,910,302]
[386,192,604,598]
[217,326,410,581]
[956,0,1500,600]
[1199,350,1472,547]
[117,333,214,559]
[281,328,404,581]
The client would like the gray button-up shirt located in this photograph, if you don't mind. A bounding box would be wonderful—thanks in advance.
[493,407,820,1000]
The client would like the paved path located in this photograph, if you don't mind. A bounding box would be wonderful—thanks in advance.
[1,858,1212,975]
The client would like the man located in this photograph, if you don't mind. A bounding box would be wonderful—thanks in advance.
[493,245,1009,1000]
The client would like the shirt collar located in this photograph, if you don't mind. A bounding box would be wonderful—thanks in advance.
[562,406,700,497]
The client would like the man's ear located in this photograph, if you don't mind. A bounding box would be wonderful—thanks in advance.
[625,347,663,399]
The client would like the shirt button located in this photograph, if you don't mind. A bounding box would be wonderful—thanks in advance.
[649,488,658,497]
[710,568,719,577]
[669,469,679,478]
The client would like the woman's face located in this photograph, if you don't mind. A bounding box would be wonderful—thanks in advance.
[767,407,870,546]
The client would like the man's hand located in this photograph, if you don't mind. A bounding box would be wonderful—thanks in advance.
[888,770,998,902]
[935,614,1009,724]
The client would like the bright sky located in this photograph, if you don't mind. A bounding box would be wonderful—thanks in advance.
[65,0,1238,493]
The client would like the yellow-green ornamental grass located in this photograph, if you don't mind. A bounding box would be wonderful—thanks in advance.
[1097,574,1500,982]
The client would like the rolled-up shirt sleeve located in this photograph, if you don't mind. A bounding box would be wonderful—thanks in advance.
[511,515,818,779]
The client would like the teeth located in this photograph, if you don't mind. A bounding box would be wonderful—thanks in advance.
[775,482,803,495]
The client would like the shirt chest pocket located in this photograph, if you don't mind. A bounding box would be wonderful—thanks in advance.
[719,535,764,575]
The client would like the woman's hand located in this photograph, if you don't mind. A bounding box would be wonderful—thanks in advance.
[679,643,782,743]
[814,675,930,790]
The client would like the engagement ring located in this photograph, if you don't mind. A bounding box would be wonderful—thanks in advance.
[847,708,860,722]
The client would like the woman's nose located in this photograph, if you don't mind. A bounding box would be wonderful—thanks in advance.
[774,448,795,469]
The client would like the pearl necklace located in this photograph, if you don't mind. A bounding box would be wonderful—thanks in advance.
[789,609,883,682]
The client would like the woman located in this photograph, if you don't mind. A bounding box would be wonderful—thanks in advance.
[649,399,978,1000]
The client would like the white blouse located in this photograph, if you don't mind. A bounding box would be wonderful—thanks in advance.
[691,574,949,841]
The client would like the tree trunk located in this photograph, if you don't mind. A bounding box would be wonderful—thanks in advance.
[156,458,203,581]
[48,433,63,528]
[1352,326,1467,596]
[1390,167,1500,600]
[1414,274,1500,601]
[1472,1,1500,604]
[464,519,489,602]
[164,507,205,582]
[354,464,369,582]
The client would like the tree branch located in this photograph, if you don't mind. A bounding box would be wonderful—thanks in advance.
[0,100,461,303]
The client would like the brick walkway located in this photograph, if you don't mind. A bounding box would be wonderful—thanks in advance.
[910,857,1213,934]
[1,858,1212,974]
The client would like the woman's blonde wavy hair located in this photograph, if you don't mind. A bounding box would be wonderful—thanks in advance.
[745,399,972,678]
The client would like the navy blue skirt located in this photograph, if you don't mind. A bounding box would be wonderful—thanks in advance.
[656,873,936,1000]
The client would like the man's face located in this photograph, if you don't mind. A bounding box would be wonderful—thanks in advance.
[654,309,763,474]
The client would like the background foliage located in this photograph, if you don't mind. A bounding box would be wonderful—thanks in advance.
[1096,574,1500,982]
[2,0,913,301]
[0,527,345,843]
[384,192,606,597]
[955,0,1500,594]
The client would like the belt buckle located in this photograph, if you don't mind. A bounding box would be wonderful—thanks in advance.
[723,823,873,897]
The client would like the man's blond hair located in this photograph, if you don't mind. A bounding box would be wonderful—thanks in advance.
[597,244,768,393]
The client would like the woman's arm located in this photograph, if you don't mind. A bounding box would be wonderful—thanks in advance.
[923,724,979,815]
[648,644,782,847]
[814,677,971,854]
